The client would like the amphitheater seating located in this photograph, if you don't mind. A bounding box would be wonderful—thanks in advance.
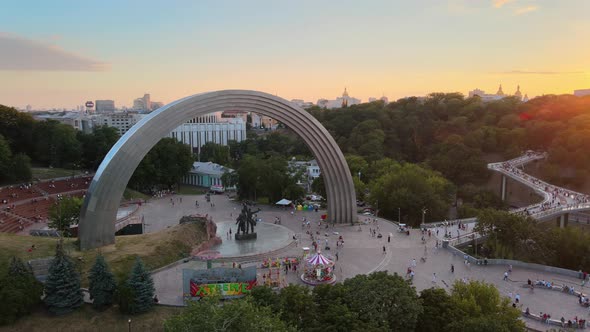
[36,176,92,195]
[0,185,42,202]
[0,212,31,233]
[11,198,55,220]
[0,175,94,234]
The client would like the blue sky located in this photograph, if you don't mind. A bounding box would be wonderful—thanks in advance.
[0,0,588,108]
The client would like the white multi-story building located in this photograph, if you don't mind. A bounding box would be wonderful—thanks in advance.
[316,88,361,109]
[169,116,246,153]
[288,159,321,192]
[468,85,528,102]
[250,113,278,129]
[290,99,314,109]
[33,112,95,133]
[97,112,145,136]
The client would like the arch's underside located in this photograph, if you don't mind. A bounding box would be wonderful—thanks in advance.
[79,90,356,249]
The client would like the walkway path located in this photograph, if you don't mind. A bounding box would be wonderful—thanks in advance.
[144,194,589,329]
[489,151,590,220]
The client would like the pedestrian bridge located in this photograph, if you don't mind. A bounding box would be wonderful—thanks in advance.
[488,151,590,223]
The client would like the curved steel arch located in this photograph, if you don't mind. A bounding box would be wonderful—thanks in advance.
[79,90,356,249]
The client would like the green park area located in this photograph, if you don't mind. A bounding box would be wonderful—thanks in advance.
[0,222,207,282]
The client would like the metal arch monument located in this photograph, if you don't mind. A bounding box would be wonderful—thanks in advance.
[79,90,357,250]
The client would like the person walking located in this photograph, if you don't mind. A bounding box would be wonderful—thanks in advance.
[515,293,520,304]
[504,271,509,281]
[412,259,417,267]
[432,273,437,284]
[451,264,454,273]
[383,246,386,254]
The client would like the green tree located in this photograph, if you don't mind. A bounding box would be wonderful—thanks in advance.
[448,280,524,331]
[416,288,460,332]
[11,153,32,182]
[427,141,488,186]
[311,175,326,198]
[48,197,83,236]
[88,255,117,310]
[221,170,239,190]
[43,241,83,315]
[249,285,280,309]
[199,142,230,165]
[164,296,295,332]
[124,257,155,314]
[369,162,455,226]
[277,285,317,330]
[77,125,120,170]
[311,284,361,331]
[0,134,13,182]
[474,209,546,261]
[342,272,422,331]
[345,154,368,178]
[0,257,43,325]
[33,120,81,168]
[0,104,35,156]
[130,138,194,191]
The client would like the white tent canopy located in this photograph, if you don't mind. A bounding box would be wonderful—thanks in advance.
[275,199,292,206]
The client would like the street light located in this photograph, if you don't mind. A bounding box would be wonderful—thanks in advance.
[128,319,131,332]
[422,208,428,225]
[357,171,361,181]
[398,208,401,224]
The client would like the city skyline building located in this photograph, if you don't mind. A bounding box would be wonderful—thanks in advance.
[574,89,590,97]
[468,84,528,102]
[95,100,115,113]
[317,88,362,109]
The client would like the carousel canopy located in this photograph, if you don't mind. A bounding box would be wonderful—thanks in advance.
[307,252,333,266]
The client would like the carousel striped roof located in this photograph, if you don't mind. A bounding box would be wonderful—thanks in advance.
[307,252,333,266]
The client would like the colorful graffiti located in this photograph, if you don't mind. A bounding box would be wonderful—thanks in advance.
[189,280,256,298]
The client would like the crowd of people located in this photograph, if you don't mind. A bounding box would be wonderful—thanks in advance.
[490,151,590,218]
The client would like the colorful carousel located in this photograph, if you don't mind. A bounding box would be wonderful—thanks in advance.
[300,251,336,285]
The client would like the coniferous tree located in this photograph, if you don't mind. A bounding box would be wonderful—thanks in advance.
[43,240,83,315]
[0,257,43,325]
[8,256,31,276]
[88,254,116,310]
[126,257,155,314]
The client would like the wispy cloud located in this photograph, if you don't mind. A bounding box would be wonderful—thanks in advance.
[514,5,538,15]
[493,0,516,8]
[0,32,109,71]
[497,70,585,75]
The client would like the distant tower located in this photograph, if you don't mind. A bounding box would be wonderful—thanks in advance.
[522,94,529,102]
[341,87,349,108]
[496,84,505,96]
[514,85,523,101]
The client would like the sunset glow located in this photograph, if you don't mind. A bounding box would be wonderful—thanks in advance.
[0,0,588,109]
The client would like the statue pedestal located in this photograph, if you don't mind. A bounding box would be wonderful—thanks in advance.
[235,233,257,241]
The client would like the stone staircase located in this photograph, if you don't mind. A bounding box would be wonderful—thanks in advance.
[216,240,298,264]
[28,257,54,283]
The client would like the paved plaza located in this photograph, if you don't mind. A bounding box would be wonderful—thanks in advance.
[142,193,587,330]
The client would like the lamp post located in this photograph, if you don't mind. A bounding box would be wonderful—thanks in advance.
[358,171,361,181]
[422,208,428,225]
[398,208,401,224]
[128,319,131,332]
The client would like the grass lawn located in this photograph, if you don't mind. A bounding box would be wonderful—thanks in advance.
[0,303,183,332]
[31,167,85,180]
[123,188,151,201]
[176,184,208,195]
[0,222,208,283]
[255,197,270,205]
